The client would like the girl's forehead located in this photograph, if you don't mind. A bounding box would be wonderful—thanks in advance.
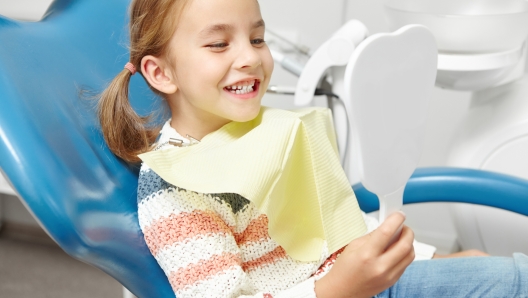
[179,0,263,31]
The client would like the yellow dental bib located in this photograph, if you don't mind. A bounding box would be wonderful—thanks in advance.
[138,107,366,262]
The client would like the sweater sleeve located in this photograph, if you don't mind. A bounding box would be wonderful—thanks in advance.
[137,170,317,298]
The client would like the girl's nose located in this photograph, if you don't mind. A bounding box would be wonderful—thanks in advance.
[234,42,262,69]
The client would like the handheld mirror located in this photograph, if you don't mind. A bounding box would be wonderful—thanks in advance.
[344,25,437,225]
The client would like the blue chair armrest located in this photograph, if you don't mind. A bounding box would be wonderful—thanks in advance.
[353,167,528,216]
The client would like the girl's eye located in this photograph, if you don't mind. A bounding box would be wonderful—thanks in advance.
[251,38,266,46]
[207,43,228,50]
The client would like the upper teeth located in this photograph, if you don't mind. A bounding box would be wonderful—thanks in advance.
[226,80,256,94]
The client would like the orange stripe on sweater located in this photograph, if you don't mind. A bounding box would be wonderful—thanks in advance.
[234,214,269,245]
[168,252,242,291]
[242,246,288,272]
[313,246,345,277]
[142,210,234,255]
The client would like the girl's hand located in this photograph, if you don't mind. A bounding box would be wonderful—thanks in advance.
[433,249,489,259]
[315,212,415,298]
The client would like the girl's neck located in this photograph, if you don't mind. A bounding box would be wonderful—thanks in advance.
[169,112,230,141]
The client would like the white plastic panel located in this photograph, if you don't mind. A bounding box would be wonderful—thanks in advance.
[477,135,528,256]
[482,135,528,179]
[0,0,55,22]
[384,0,528,54]
[0,172,15,196]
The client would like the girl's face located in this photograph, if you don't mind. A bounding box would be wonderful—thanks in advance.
[164,0,274,137]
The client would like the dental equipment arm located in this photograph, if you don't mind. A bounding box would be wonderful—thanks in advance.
[294,19,369,106]
[270,49,305,77]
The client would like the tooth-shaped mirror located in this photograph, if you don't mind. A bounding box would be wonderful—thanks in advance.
[344,25,437,223]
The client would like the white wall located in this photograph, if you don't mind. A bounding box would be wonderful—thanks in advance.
[0,0,471,253]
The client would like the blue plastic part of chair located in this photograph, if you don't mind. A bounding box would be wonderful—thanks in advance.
[0,1,174,297]
[354,167,528,216]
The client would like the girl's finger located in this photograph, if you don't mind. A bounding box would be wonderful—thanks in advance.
[387,237,416,283]
[380,225,415,265]
[368,212,407,254]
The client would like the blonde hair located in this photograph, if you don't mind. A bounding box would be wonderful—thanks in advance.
[98,0,187,163]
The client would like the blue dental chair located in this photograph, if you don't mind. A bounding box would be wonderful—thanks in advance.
[0,0,174,297]
[1,1,527,298]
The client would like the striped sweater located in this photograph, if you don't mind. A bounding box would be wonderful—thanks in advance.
[137,122,436,297]
[138,163,337,297]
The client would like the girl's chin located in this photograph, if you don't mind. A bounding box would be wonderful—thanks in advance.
[230,107,262,123]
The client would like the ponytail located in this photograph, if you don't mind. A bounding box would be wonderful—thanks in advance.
[98,68,159,163]
[98,0,189,163]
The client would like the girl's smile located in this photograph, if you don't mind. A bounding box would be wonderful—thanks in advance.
[223,79,261,99]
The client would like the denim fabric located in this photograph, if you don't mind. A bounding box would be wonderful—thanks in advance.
[376,253,528,298]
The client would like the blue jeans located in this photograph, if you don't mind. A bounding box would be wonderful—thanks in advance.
[376,253,528,298]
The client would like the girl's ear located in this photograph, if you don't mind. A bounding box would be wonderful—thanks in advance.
[141,55,178,94]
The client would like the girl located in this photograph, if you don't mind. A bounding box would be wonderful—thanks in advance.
[98,0,528,297]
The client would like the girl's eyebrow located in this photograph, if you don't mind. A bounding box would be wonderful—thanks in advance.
[253,19,265,29]
[199,19,266,38]
[199,24,233,38]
